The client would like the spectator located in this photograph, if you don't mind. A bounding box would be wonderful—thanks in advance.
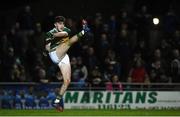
[107,14,118,44]
[149,60,169,83]
[134,40,149,61]
[106,74,123,91]
[76,56,88,88]
[17,5,35,33]
[89,66,103,90]
[170,49,180,83]
[135,5,152,42]
[103,56,121,82]
[33,65,47,83]
[163,7,178,39]
[9,62,26,82]
[158,39,172,61]
[71,56,88,89]
[98,33,110,60]
[119,11,132,27]
[32,23,46,53]
[84,47,99,71]
[115,26,132,81]
[128,57,149,83]
[2,47,22,81]
[0,34,10,56]
[71,57,78,82]
[9,23,25,57]
[93,12,103,35]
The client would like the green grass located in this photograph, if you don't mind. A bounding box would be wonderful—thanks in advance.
[0,109,180,116]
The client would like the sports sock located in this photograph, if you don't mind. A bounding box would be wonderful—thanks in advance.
[56,94,63,100]
[77,30,85,38]
[54,94,63,103]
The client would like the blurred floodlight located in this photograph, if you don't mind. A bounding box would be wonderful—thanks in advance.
[153,18,159,25]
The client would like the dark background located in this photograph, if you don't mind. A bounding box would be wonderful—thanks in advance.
[1,0,180,24]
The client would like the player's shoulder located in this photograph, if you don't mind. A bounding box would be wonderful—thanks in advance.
[47,28,58,34]
[63,27,71,33]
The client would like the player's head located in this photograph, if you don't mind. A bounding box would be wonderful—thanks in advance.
[54,16,65,31]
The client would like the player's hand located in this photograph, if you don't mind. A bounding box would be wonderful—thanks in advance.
[45,43,51,52]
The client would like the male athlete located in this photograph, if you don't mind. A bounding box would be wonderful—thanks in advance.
[45,16,90,111]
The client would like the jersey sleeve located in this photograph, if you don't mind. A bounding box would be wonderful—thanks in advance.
[45,28,58,44]
[63,27,71,35]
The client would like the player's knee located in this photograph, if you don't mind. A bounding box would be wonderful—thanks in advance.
[64,79,71,85]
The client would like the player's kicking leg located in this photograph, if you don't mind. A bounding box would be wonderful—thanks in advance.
[56,20,90,59]
[55,19,90,59]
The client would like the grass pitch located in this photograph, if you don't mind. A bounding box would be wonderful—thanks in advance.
[0,109,180,116]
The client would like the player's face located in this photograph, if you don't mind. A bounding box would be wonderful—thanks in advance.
[54,22,64,31]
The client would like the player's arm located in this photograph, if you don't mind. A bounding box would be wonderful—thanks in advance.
[53,31,68,38]
[43,38,51,56]
[45,42,51,52]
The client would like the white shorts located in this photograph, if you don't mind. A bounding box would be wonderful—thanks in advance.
[49,51,70,66]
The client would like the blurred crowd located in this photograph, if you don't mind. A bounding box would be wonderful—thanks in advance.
[0,4,180,90]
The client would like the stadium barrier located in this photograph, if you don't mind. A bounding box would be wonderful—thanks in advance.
[0,82,180,109]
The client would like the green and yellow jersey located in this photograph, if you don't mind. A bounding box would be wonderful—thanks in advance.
[45,27,71,51]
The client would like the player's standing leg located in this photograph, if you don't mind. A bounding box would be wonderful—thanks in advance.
[53,54,71,111]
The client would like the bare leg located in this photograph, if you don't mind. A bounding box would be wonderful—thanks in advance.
[53,55,71,111]
[55,35,82,97]
[55,20,88,59]
[56,35,81,59]
[68,35,80,44]
[58,62,71,96]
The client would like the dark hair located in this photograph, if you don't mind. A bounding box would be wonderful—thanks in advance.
[54,16,65,23]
